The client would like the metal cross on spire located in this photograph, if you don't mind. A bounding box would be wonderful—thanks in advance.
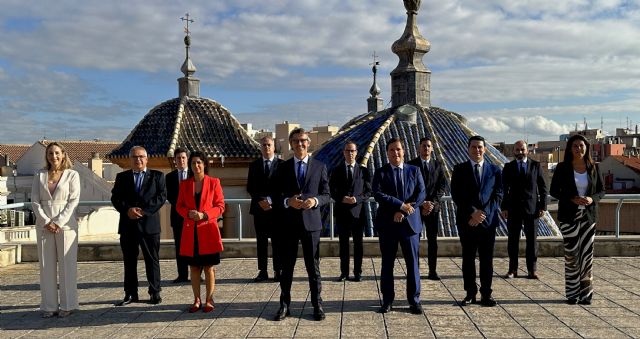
[180,13,194,35]
[370,51,380,67]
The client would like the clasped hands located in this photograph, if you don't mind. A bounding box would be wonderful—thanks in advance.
[258,199,272,211]
[394,202,415,222]
[288,194,316,210]
[421,201,434,216]
[45,221,60,233]
[127,207,144,220]
[571,196,593,206]
[187,210,206,221]
[341,196,357,204]
[468,209,486,227]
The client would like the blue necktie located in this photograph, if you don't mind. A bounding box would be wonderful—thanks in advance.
[519,161,526,177]
[395,167,403,199]
[264,160,271,176]
[297,161,305,188]
[134,172,143,193]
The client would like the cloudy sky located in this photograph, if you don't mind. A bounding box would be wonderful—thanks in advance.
[1,0,639,146]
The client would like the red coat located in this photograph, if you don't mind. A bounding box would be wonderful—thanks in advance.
[176,175,225,256]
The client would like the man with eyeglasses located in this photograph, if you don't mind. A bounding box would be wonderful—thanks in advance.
[247,136,284,282]
[329,140,371,282]
[273,128,330,321]
[111,146,167,306]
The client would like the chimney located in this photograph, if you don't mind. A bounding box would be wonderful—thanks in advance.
[89,152,103,178]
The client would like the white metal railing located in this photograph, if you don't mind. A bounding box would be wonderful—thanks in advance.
[2,194,639,239]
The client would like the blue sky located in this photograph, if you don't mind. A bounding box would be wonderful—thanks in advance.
[1,0,639,145]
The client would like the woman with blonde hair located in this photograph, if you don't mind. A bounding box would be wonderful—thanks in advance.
[31,142,80,318]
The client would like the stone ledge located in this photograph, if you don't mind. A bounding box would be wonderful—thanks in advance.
[13,235,640,262]
[0,243,20,267]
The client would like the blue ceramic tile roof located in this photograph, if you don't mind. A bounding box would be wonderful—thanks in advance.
[314,105,560,237]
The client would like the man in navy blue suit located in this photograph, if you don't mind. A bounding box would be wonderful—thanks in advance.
[273,128,331,321]
[372,138,426,315]
[451,135,503,307]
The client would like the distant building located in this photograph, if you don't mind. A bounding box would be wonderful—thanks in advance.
[308,125,339,153]
[599,155,640,192]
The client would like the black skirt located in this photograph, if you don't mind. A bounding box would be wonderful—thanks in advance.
[182,191,220,267]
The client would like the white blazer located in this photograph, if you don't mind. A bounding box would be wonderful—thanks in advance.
[31,169,80,230]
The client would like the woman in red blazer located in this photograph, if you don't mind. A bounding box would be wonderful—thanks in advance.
[176,151,225,313]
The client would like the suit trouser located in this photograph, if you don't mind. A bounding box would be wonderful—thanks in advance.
[120,231,161,296]
[171,224,189,279]
[422,212,439,274]
[337,213,364,276]
[507,211,538,273]
[279,224,322,308]
[36,228,79,312]
[254,212,282,273]
[378,224,421,306]
[460,225,496,297]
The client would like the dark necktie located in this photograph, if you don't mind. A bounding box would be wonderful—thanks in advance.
[519,161,526,177]
[297,161,305,188]
[264,160,271,176]
[134,171,143,193]
[395,167,403,198]
[180,170,186,181]
[347,164,353,183]
[474,163,481,186]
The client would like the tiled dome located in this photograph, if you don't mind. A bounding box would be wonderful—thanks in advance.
[313,104,560,237]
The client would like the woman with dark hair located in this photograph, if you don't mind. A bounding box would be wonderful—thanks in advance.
[550,134,605,305]
[31,142,80,318]
[176,151,225,313]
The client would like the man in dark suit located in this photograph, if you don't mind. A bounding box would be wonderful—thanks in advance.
[273,128,331,321]
[111,146,167,306]
[329,140,371,282]
[451,135,503,307]
[166,147,189,283]
[372,138,426,315]
[501,140,547,279]
[247,136,284,282]
[408,137,446,280]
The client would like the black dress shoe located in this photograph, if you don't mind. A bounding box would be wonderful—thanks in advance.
[505,271,517,279]
[527,272,539,280]
[427,273,441,281]
[460,295,476,306]
[566,298,578,305]
[577,299,591,305]
[409,303,423,315]
[274,304,290,321]
[150,293,162,305]
[254,271,269,282]
[115,294,138,306]
[480,296,497,307]
[313,305,325,321]
[351,274,362,282]
[379,303,392,313]
[336,274,347,282]
[172,277,189,284]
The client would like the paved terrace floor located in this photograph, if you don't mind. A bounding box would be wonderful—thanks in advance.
[2,257,640,338]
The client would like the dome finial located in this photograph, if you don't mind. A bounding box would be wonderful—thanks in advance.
[367,51,384,112]
[178,13,200,97]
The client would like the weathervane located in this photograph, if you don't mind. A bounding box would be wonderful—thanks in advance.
[370,51,380,72]
[180,13,194,36]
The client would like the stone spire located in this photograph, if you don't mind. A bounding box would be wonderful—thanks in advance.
[178,14,200,97]
[390,0,431,107]
[367,52,384,112]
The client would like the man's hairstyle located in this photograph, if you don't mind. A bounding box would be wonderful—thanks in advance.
[344,140,357,148]
[419,137,432,144]
[188,150,209,177]
[467,135,486,147]
[44,142,72,170]
[386,137,404,151]
[288,127,308,141]
[260,135,274,143]
[174,147,189,157]
[129,145,147,157]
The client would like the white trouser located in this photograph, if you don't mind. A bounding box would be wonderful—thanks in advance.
[36,228,79,312]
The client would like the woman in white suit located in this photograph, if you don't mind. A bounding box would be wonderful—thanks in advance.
[31,142,80,318]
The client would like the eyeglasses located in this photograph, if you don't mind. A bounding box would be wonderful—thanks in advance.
[131,155,147,159]
[291,138,309,143]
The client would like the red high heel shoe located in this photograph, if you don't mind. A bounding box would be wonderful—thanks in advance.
[203,299,215,313]
[188,297,201,313]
